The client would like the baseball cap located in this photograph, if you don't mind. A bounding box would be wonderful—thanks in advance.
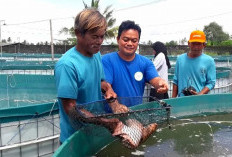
[189,30,206,43]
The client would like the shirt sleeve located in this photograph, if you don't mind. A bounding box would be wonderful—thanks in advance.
[145,58,159,82]
[102,55,113,84]
[55,63,78,99]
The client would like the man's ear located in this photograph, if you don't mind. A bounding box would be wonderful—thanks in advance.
[75,29,81,37]
[116,36,120,43]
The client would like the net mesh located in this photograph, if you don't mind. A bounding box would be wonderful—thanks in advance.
[71,97,170,125]
[68,96,171,148]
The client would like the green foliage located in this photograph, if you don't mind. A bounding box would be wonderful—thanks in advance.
[147,40,153,45]
[66,38,77,45]
[220,40,232,46]
[166,40,178,46]
[203,51,218,56]
[204,49,230,56]
[82,0,118,39]
[106,26,118,40]
[7,37,12,43]
[109,42,117,46]
[59,27,76,45]
[59,27,75,37]
[59,0,118,44]
[180,37,187,45]
[170,50,186,55]
[1,39,6,43]
[203,22,230,45]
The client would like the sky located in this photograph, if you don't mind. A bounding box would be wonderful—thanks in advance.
[0,0,232,45]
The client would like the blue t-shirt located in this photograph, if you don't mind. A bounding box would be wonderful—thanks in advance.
[55,47,104,143]
[173,53,216,97]
[102,52,158,106]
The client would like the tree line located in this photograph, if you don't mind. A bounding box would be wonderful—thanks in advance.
[1,0,232,46]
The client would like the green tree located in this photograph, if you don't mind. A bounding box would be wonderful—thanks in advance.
[59,26,76,45]
[220,40,232,46]
[203,22,230,45]
[60,0,117,45]
[22,40,28,45]
[180,37,187,45]
[166,40,178,46]
[7,37,12,43]
[147,40,153,45]
[2,39,6,43]
[82,0,117,39]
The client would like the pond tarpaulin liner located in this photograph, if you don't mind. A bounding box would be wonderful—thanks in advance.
[53,93,232,157]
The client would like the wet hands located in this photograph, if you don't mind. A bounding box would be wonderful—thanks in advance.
[103,83,117,100]
[190,90,198,95]
[157,80,168,94]
[106,97,158,149]
[109,100,129,113]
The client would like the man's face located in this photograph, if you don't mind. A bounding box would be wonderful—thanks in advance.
[188,42,205,56]
[117,29,139,57]
[77,29,105,57]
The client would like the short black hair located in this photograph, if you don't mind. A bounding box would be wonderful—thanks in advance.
[117,20,141,40]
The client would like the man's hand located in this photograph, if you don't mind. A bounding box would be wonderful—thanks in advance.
[189,89,198,95]
[150,77,169,94]
[196,87,210,95]
[156,80,169,94]
[109,100,129,113]
[104,88,117,99]
[101,81,117,99]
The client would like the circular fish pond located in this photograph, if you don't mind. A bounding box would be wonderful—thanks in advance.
[53,94,232,157]
[97,113,232,157]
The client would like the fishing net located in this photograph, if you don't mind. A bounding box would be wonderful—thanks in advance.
[68,96,171,149]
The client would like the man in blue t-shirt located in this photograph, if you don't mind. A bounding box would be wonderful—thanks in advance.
[102,20,168,107]
[172,30,216,97]
[55,8,122,144]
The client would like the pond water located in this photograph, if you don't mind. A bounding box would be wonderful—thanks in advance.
[96,113,232,157]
